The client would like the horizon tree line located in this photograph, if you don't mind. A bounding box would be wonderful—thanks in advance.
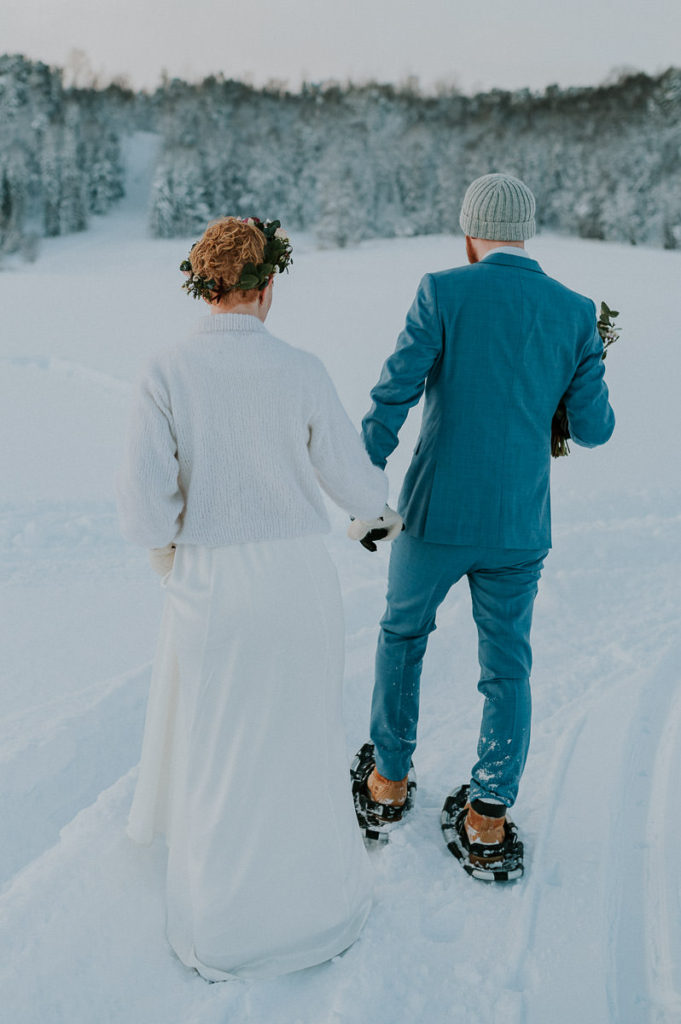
[1,54,680,257]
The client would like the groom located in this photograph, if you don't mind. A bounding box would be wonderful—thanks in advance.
[350,173,615,879]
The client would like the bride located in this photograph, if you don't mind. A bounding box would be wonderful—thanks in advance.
[116,216,402,981]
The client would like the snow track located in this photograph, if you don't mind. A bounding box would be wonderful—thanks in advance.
[2,206,680,1022]
[645,660,681,1023]
[1,353,132,396]
[0,665,149,887]
[612,641,681,1024]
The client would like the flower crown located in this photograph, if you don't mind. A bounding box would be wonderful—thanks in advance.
[180,217,293,301]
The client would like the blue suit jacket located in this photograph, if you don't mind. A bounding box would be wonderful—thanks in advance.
[362,252,615,549]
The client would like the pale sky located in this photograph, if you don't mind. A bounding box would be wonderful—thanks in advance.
[2,0,679,94]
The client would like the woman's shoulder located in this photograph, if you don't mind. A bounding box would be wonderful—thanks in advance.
[131,345,171,390]
[135,326,332,400]
[260,328,330,379]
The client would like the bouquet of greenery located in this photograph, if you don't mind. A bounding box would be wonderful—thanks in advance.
[551,301,621,458]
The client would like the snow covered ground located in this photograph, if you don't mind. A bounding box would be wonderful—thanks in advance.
[1,135,680,1023]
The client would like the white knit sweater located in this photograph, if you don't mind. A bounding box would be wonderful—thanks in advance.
[116,313,388,548]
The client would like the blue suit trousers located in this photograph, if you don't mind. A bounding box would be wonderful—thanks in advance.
[370,533,548,806]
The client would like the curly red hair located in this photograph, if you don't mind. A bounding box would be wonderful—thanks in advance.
[190,218,266,304]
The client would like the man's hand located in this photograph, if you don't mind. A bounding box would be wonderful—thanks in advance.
[149,543,176,576]
[347,506,404,552]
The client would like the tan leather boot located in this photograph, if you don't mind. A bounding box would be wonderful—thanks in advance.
[367,767,408,807]
[464,803,506,848]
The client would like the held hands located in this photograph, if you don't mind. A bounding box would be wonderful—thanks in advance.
[149,543,176,576]
[347,506,404,552]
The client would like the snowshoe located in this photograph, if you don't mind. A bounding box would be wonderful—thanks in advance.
[350,742,416,844]
[440,784,524,882]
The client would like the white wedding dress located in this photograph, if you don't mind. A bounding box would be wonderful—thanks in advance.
[127,536,373,981]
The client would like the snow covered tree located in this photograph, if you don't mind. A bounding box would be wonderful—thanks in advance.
[0,55,128,253]
[148,148,212,238]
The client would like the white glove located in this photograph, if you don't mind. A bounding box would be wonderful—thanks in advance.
[149,543,176,576]
[347,506,404,551]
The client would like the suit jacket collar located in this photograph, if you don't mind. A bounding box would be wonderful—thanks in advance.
[480,252,545,275]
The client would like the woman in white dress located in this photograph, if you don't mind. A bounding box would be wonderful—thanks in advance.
[116,216,401,981]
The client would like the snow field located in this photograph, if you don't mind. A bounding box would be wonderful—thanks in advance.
[1,137,680,1022]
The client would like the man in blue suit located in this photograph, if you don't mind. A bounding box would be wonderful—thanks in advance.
[349,173,615,880]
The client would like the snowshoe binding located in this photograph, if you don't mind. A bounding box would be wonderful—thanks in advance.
[440,784,524,882]
[350,742,416,844]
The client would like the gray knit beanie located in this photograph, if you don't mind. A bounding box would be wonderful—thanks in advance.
[459,173,536,241]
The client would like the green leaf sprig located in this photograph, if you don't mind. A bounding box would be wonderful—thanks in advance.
[597,301,621,357]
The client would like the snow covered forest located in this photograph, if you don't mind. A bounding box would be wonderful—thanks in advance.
[2,52,681,255]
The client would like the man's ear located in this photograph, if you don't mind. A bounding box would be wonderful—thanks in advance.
[465,236,478,265]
